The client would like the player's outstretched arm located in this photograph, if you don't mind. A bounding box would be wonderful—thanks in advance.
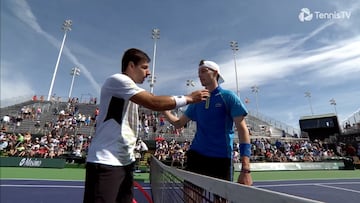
[130,89,209,111]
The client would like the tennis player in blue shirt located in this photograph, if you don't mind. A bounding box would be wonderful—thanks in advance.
[163,60,253,186]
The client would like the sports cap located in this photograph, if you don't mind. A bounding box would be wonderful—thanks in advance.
[199,60,225,84]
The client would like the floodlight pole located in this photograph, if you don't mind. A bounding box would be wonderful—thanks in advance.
[251,85,259,116]
[150,28,160,94]
[305,91,314,115]
[47,19,72,101]
[230,41,240,97]
[186,79,195,93]
[329,98,337,115]
[68,67,80,98]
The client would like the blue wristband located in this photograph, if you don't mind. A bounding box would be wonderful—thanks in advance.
[239,143,251,157]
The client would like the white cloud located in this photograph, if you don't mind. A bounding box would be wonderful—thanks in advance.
[0,61,34,101]
[217,32,360,92]
[8,0,101,96]
[8,0,43,33]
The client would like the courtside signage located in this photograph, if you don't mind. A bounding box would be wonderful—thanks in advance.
[19,157,42,167]
[0,157,66,168]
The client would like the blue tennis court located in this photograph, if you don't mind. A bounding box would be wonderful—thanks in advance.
[1,178,360,202]
[255,179,360,203]
[0,179,152,203]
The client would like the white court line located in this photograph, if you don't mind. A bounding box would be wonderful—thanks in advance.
[0,184,152,190]
[0,184,84,188]
[0,178,83,182]
[256,181,360,188]
[315,184,360,194]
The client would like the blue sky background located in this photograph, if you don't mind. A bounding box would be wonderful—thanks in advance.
[1,0,359,129]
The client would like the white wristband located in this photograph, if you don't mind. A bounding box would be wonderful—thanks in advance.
[172,95,187,108]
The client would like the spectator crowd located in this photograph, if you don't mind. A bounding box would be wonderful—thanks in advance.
[1,97,359,168]
[152,137,360,168]
[0,130,90,162]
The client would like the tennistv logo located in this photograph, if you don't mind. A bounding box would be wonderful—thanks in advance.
[298,7,351,22]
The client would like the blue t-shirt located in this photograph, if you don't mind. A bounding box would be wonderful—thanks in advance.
[185,86,248,159]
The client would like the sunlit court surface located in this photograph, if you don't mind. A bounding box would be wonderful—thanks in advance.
[2,158,360,203]
[1,178,360,203]
[0,179,150,203]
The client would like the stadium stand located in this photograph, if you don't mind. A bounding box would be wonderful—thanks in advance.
[1,95,359,170]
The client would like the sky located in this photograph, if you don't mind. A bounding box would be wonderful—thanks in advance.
[1,0,360,130]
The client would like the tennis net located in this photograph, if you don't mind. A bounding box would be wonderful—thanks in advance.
[150,156,323,203]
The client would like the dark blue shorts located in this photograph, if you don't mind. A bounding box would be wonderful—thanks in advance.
[185,150,232,181]
[83,162,135,203]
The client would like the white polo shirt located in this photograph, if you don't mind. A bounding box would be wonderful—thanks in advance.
[86,73,145,166]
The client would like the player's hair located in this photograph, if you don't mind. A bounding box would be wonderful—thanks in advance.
[122,48,151,72]
[199,59,205,66]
